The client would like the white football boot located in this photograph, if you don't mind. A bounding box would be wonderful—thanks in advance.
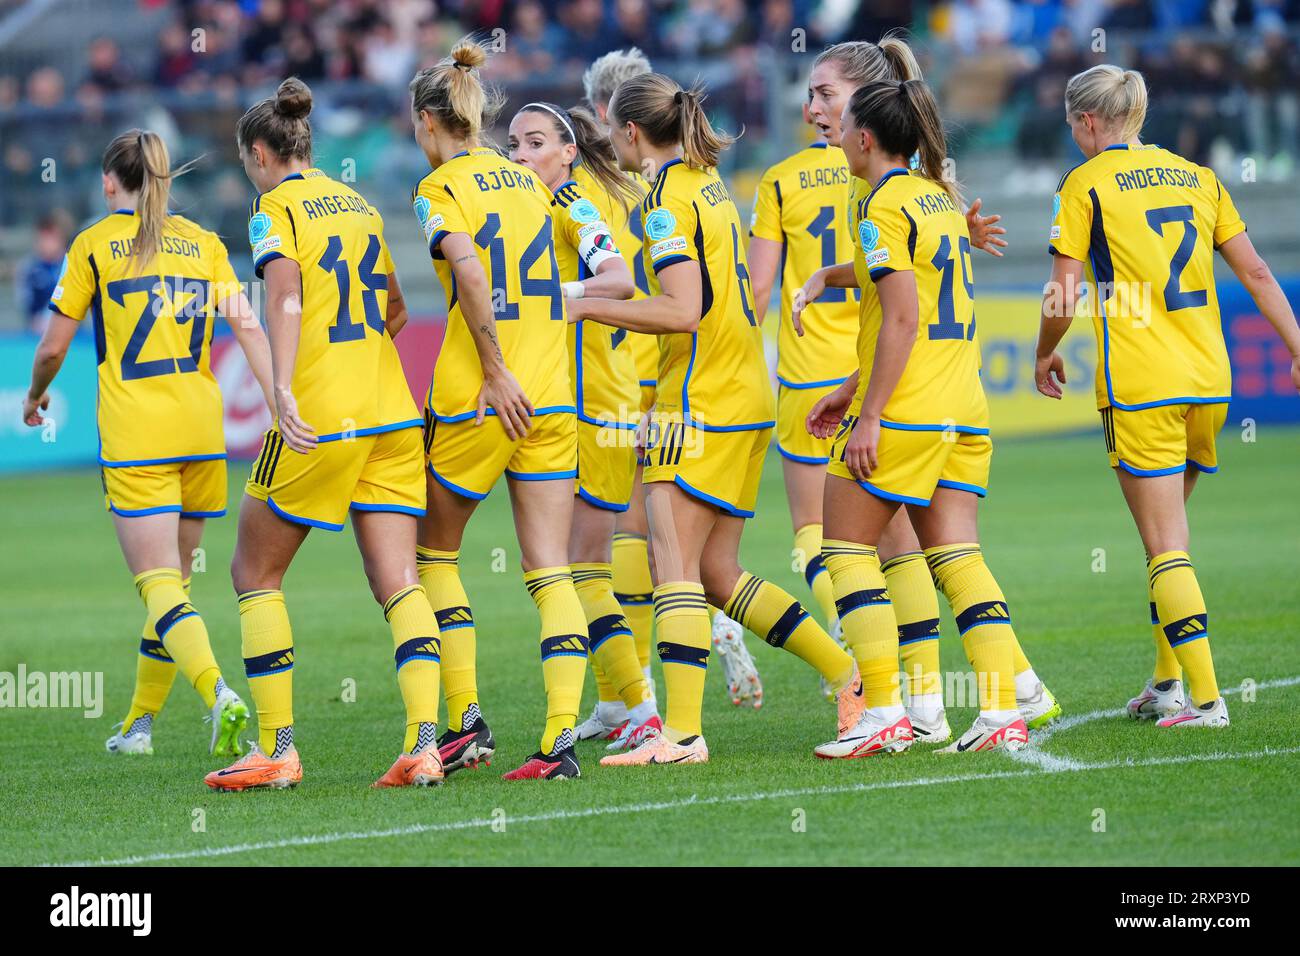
[939,713,1029,753]
[1017,680,1062,730]
[907,707,953,745]
[814,707,914,759]
[712,611,762,708]
[1156,696,1229,729]
[105,717,154,755]
[1126,678,1185,720]
[576,700,628,741]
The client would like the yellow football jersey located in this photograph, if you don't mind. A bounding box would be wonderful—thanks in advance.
[750,143,860,387]
[50,210,240,465]
[573,163,658,389]
[1050,143,1244,410]
[413,147,572,422]
[551,178,640,428]
[642,159,775,431]
[851,168,987,432]
[249,167,418,440]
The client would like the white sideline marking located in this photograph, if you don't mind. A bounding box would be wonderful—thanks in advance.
[51,744,1300,867]
[1009,674,1300,771]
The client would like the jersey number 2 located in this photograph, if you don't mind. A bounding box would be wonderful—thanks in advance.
[1145,205,1208,312]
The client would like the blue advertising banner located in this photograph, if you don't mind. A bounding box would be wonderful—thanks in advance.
[0,334,99,474]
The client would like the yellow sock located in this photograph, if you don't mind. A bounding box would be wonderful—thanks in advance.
[238,589,295,756]
[822,540,900,708]
[613,532,654,671]
[724,571,854,691]
[793,523,839,626]
[135,568,220,708]
[882,552,942,699]
[1149,551,1218,705]
[384,584,442,754]
[525,567,589,753]
[924,544,1017,713]
[573,563,650,710]
[1148,577,1181,684]
[120,615,176,734]
[653,582,710,740]
[417,546,477,732]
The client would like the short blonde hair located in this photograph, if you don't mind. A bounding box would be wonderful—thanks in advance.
[582,47,652,111]
[1065,64,1148,142]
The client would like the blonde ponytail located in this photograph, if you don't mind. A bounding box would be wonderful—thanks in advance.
[410,38,505,143]
[814,31,923,87]
[608,73,735,170]
[101,128,196,272]
[1065,64,1148,142]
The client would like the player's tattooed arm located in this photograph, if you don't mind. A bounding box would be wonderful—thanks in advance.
[441,231,534,438]
[1218,232,1300,392]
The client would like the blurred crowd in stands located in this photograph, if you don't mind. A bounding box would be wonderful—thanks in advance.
[3,0,1299,326]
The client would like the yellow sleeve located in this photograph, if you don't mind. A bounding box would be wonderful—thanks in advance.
[1049,172,1091,261]
[210,236,242,303]
[861,199,913,283]
[1211,174,1246,248]
[249,193,298,279]
[413,176,470,258]
[749,167,783,242]
[552,196,583,252]
[48,232,95,321]
[643,190,696,275]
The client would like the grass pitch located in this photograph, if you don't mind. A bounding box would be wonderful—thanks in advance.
[2,428,1298,866]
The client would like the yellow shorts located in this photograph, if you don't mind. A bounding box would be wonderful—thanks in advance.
[103,457,227,518]
[576,419,637,512]
[1102,402,1227,476]
[777,383,839,465]
[827,414,991,506]
[642,415,770,517]
[246,425,425,531]
[427,411,577,501]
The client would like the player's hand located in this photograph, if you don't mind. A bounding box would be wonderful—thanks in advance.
[966,198,1007,258]
[22,391,49,427]
[792,270,826,338]
[1035,351,1067,399]
[844,414,879,481]
[479,367,533,440]
[806,382,853,439]
[633,409,653,456]
[275,385,317,453]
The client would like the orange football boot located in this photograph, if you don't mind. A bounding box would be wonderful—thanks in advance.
[205,744,302,792]
[373,749,445,788]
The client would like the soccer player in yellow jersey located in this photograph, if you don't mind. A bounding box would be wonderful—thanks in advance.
[582,48,675,712]
[567,74,867,765]
[1035,65,1300,728]
[808,79,1055,756]
[207,79,446,791]
[408,43,589,781]
[507,101,664,752]
[24,130,272,759]
[780,39,1029,739]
